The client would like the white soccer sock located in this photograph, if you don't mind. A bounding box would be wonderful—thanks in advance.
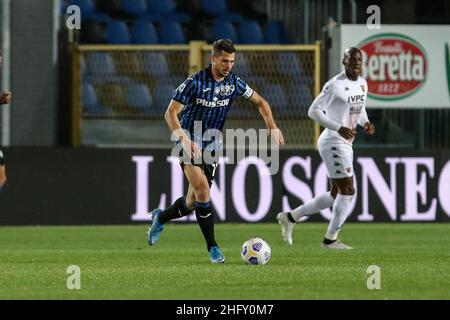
[325,194,354,241]
[290,192,335,221]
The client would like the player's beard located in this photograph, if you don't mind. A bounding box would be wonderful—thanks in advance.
[218,68,229,78]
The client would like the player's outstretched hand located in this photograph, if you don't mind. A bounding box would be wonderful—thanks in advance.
[0,91,12,105]
[363,122,376,135]
[269,127,285,147]
[338,126,357,139]
[182,138,202,161]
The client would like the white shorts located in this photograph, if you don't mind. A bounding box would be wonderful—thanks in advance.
[318,136,354,179]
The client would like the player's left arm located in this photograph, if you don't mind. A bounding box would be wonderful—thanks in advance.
[357,83,375,135]
[249,91,285,146]
[0,90,12,105]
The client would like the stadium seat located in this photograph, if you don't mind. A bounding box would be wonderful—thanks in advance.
[277,52,304,78]
[80,21,106,43]
[131,20,158,44]
[143,52,170,77]
[212,21,238,43]
[261,83,288,112]
[66,0,111,22]
[288,84,313,113]
[238,20,264,44]
[127,84,154,113]
[159,21,186,44]
[82,83,99,111]
[153,81,176,115]
[202,0,227,16]
[69,0,95,15]
[232,53,251,77]
[122,0,148,15]
[82,83,112,114]
[106,21,131,44]
[148,0,176,14]
[265,20,292,44]
[85,52,133,84]
[80,56,89,83]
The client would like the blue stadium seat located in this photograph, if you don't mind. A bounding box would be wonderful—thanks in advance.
[288,84,313,113]
[82,83,112,114]
[80,21,106,43]
[232,53,251,77]
[131,20,158,44]
[143,52,170,77]
[67,0,111,22]
[80,56,89,83]
[148,0,176,14]
[262,84,288,112]
[69,0,95,15]
[85,52,133,84]
[83,83,98,111]
[239,20,264,44]
[159,21,186,44]
[265,20,291,44]
[106,21,131,44]
[122,0,148,15]
[202,0,227,15]
[212,21,238,43]
[277,52,303,77]
[153,81,176,114]
[127,84,154,113]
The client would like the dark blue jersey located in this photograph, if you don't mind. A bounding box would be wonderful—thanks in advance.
[172,65,254,149]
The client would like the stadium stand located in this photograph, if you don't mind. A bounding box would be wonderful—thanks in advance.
[238,20,265,44]
[61,0,291,45]
[106,20,131,44]
[127,84,154,114]
[212,21,238,43]
[159,20,186,44]
[131,20,158,44]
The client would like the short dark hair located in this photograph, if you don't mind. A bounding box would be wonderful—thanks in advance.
[343,47,361,59]
[212,39,236,56]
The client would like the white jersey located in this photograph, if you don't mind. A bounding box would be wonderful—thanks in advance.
[308,72,369,144]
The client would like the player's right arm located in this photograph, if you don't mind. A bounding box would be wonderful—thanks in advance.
[166,77,202,159]
[165,99,202,160]
[308,81,355,139]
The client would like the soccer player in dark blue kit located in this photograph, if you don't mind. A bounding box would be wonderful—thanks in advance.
[146,39,285,263]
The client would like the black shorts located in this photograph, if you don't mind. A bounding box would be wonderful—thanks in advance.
[178,150,218,187]
[0,150,5,166]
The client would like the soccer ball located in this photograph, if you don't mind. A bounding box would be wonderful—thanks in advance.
[240,238,271,265]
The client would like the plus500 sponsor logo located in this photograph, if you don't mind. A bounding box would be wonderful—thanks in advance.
[359,33,428,100]
[196,98,230,107]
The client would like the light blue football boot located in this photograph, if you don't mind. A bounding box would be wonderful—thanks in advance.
[146,208,164,245]
[209,246,225,264]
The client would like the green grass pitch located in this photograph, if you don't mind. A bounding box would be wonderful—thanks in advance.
[0,223,449,299]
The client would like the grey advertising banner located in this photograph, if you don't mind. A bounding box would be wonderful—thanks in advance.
[1,147,449,225]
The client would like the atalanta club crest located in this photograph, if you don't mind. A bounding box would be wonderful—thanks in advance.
[219,84,235,96]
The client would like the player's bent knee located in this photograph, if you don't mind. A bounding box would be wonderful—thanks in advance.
[194,188,210,202]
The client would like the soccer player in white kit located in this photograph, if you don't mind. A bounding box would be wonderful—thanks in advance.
[277,47,375,249]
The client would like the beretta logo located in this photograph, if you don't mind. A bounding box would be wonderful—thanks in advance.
[359,33,428,100]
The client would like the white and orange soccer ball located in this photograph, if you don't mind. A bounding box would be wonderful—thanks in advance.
[240,238,271,265]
